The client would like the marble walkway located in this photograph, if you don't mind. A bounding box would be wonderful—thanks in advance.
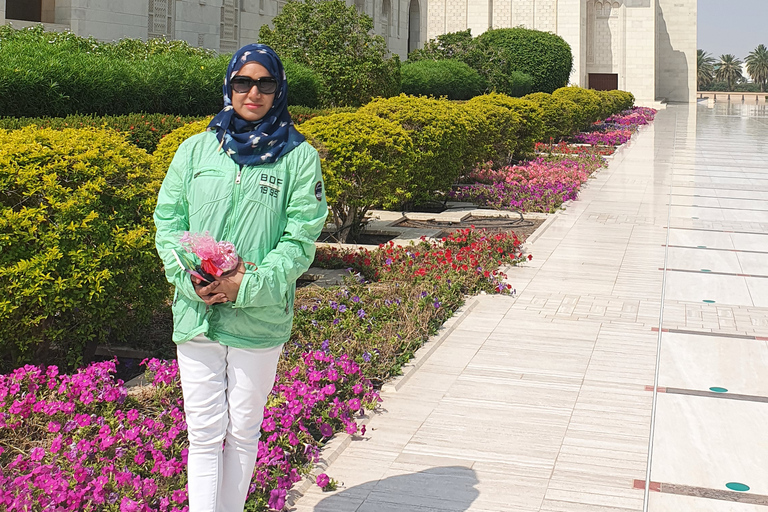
[291,103,768,512]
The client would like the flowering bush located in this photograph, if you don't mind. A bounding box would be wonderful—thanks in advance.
[449,155,605,213]
[452,107,656,213]
[573,129,633,146]
[1,227,525,511]
[0,353,376,511]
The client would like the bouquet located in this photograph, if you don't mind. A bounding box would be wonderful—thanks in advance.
[177,232,239,282]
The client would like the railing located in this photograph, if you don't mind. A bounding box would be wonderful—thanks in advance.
[697,91,768,104]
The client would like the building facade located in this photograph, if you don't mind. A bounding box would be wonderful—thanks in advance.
[0,0,695,102]
[426,0,696,103]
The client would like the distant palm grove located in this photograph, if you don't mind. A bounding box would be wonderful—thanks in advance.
[697,44,768,92]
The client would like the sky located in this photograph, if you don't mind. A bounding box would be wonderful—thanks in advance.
[698,0,768,59]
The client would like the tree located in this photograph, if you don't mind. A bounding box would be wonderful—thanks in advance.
[745,44,768,92]
[697,49,715,90]
[407,29,475,62]
[714,54,743,92]
[259,0,400,107]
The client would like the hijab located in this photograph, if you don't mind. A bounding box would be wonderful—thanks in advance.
[207,43,305,166]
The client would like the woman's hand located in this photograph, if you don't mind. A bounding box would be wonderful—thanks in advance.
[213,258,246,303]
[192,276,228,305]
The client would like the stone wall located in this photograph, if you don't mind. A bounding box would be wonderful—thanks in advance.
[0,0,410,59]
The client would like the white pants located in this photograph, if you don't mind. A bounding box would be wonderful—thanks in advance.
[177,335,283,512]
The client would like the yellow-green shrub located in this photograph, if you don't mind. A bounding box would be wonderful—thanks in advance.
[460,101,523,166]
[608,90,635,112]
[358,94,473,204]
[299,113,415,242]
[152,118,212,176]
[523,92,579,142]
[552,86,603,129]
[0,127,167,371]
[465,93,544,156]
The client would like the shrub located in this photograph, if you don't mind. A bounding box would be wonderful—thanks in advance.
[259,0,400,106]
[460,101,523,166]
[152,118,212,176]
[523,92,579,142]
[299,113,414,243]
[283,59,323,108]
[0,127,168,371]
[471,27,573,94]
[608,90,635,111]
[358,94,473,204]
[496,71,535,97]
[0,26,324,118]
[408,29,475,63]
[0,113,205,153]
[552,86,603,130]
[465,93,544,156]
[288,106,358,125]
[400,59,487,100]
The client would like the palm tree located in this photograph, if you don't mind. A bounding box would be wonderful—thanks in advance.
[697,49,715,90]
[714,54,743,91]
[745,44,768,92]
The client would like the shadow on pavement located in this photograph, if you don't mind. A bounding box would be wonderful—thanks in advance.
[311,465,479,512]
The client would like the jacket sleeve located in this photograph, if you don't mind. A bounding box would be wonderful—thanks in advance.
[233,147,328,309]
[153,142,204,303]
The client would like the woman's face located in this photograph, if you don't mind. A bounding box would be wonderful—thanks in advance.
[231,62,276,122]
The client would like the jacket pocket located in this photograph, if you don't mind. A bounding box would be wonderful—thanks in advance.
[188,167,231,217]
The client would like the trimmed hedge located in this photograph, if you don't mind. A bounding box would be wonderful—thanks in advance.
[522,92,579,142]
[299,113,415,242]
[358,94,473,205]
[0,127,168,371]
[400,59,487,100]
[0,26,323,117]
[0,113,205,153]
[471,28,573,94]
[466,93,544,156]
[552,86,603,130]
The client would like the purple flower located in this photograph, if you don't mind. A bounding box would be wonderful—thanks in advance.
[269,488,287,510]
[362,352,371,362]
[316,473,330,488]
[319,423,333,437]
[321,339,330,351]
[357,309,366,319]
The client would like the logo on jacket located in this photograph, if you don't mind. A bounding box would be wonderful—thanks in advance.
[314,181,323,201]
[259,173,283,198]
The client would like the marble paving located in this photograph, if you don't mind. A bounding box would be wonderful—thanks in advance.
[291,102,768,512]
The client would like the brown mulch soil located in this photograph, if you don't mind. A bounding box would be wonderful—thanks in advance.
[397,214,544,243]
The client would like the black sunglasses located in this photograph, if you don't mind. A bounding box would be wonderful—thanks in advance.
[231,76,278,95]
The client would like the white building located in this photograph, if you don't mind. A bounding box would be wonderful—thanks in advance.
[1,0,695,102]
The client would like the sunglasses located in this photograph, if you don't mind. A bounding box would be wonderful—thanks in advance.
[231,76,278,95]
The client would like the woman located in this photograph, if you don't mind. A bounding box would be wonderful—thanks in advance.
[154,44,327,512]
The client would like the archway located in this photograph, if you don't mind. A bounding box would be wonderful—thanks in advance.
[407,0,420,54]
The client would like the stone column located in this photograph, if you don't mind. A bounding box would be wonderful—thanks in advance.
[556,0,585,87]
[0,0,6,25]
[623,0,656,103]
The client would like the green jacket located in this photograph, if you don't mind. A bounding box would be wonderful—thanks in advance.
[154,132,327,348]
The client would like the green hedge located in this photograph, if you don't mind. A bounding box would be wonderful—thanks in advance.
[358,94,473,205]
[522,92,579,142]
[300,113,415,242]
[0,26,322,117]
[551,86,603,130]
[400,59,487,100]
[0,127,169,371]
[0,113,205,153]
[471,28,573,94]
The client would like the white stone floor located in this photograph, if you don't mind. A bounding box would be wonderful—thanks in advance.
[290,103,768,512]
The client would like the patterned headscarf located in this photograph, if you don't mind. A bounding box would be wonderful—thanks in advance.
[207,43,305,166]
